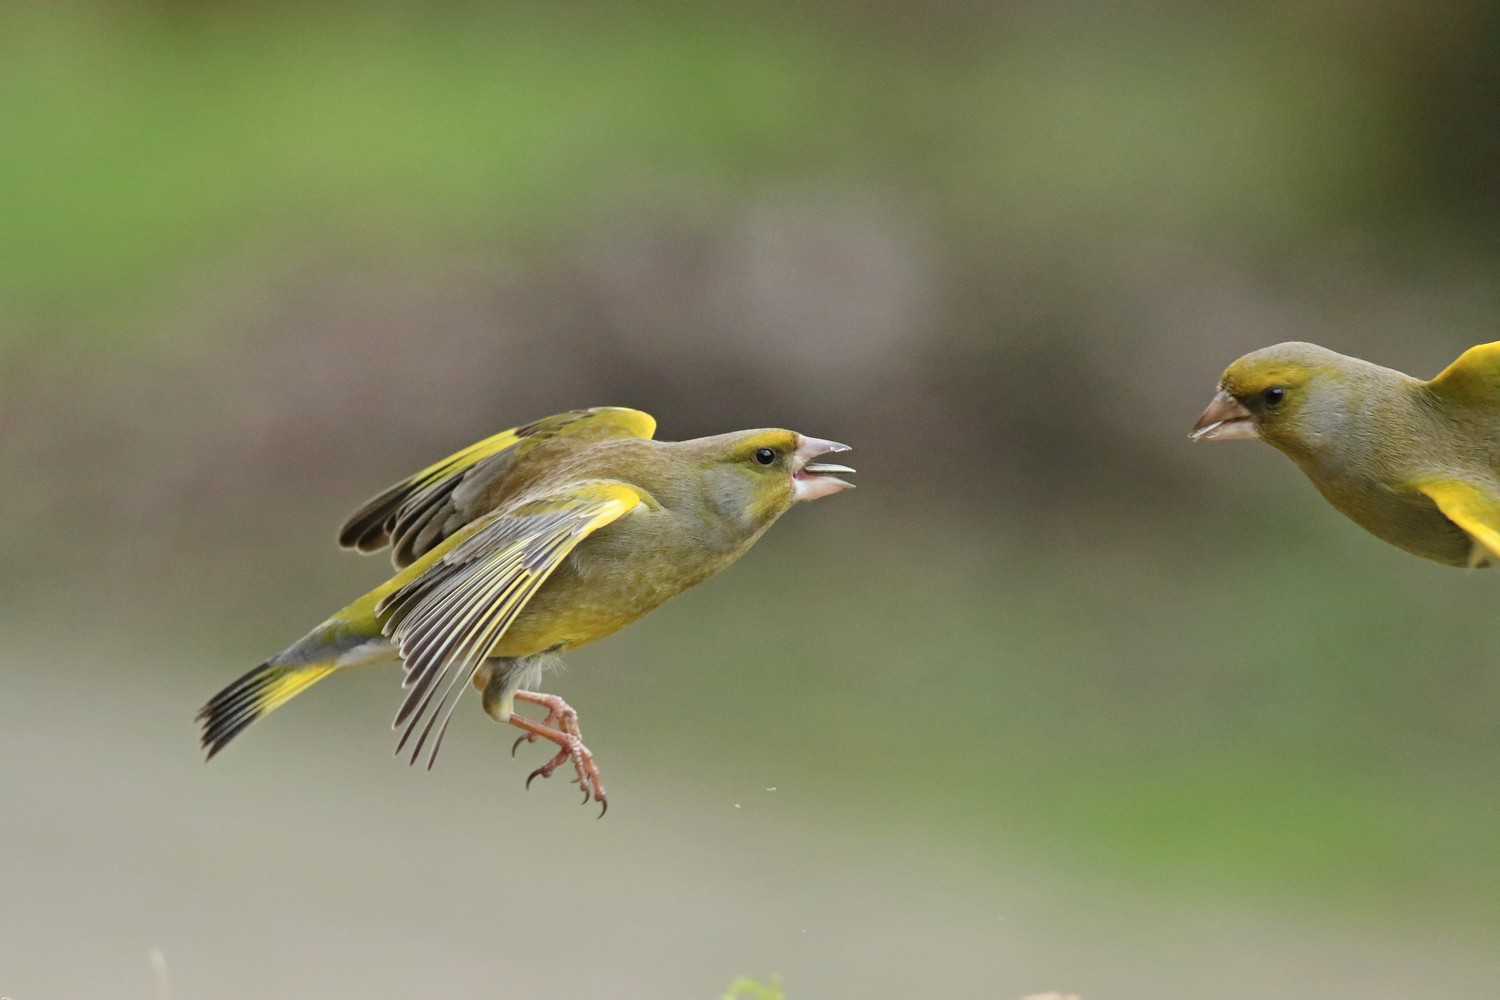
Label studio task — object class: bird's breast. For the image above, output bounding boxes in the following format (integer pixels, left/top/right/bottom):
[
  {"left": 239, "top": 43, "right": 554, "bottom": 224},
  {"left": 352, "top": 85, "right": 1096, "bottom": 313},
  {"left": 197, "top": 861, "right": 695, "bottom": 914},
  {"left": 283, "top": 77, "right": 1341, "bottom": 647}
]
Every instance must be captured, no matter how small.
[
  {"left": 1312, "top": 473, "right": 1477, "bottom": 567},
  {"left": 489, "top": 508, "right": 755, "bottom": 656}
]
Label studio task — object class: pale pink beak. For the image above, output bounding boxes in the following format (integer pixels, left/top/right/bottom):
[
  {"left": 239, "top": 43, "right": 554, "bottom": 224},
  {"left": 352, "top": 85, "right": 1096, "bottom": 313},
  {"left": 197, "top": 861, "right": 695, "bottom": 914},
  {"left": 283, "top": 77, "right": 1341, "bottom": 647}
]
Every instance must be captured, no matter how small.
[
  {"left": 791, "top": 435, "right": 854, "bottom": 501},
  {"left": 1190, "top": 389, "right": 1259, "bottom": 442}
]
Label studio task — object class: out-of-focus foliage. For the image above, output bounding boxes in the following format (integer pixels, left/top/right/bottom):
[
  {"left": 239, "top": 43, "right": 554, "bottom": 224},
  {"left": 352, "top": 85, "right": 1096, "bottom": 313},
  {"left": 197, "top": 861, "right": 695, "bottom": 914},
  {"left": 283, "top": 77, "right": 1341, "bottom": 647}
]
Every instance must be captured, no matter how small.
[
  {"left": 0, "top": 3, "right": 1431, "bottom": 338},
  {"left": 3, "top": 2, "right": 1500, "bottom": 998},
  {"left": 722, "top": 977, "right": 785, "bottom": 1000}
]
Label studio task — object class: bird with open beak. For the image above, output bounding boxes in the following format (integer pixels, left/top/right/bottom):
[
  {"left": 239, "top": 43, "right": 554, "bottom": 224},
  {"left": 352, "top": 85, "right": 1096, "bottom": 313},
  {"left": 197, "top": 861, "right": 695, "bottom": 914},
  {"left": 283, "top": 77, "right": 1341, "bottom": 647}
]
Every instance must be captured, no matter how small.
[
  {"left": 197, "top": 407, "right": 854, "bottom": 813},
  {"left": 1191, "top": 340, "right": 1500, "bottom": 568}
]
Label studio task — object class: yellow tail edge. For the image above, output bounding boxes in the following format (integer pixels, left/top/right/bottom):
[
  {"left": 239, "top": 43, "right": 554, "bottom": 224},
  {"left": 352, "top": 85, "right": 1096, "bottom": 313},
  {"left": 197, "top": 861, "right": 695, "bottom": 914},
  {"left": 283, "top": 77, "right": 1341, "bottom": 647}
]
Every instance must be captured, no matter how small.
[{"left": 197, "top": 661, "right": 338, "bottom": 760}]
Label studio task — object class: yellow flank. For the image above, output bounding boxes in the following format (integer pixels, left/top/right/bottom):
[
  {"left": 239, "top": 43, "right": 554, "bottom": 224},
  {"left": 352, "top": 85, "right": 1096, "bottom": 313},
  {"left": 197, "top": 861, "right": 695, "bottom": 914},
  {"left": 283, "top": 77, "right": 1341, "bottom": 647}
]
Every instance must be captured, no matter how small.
[{"left": 490, "top": 600, "right": 634, "bottom": 657}]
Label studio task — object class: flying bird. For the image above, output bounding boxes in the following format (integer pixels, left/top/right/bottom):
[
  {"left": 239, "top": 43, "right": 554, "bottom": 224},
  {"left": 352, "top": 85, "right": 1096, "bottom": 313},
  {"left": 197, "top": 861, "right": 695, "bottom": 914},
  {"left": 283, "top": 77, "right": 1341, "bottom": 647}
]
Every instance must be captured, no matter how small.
[
  {"left": 198, "top": 407, "right": 854, "bottom": 812},
  {"left": 1191, "top": 340, "right": 1500, "bottom": 567}
]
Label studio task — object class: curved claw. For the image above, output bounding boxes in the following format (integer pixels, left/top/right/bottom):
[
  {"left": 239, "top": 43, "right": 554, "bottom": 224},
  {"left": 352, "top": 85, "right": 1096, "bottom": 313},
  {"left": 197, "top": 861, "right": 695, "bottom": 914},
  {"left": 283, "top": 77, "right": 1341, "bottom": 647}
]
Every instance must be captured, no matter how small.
[{"left": 504, "top": 691, "right": 608, "bottom": 814}]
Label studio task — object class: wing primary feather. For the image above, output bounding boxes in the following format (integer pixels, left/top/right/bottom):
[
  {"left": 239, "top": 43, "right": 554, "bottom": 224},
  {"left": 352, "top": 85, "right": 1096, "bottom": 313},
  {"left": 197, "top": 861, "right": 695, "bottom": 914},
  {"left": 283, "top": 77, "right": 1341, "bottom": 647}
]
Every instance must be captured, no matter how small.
[
  {"left": 339, "top": 408, "right": 654, "bottom": 565},
  {"left": 377, "top": 483, "right": 641, "bottom": 765},
  {"left": 395, "top": 652, "right": 466, "bottom": 752},
  {"left": 392, "top": 556, "right": 526, "bottom": 726},
  {"left": 401, "top": 555, "right": 524, "bottom": 683},
  {"left": 395, "top": 683, "right": 442, "bottom": 755},
  {"left": 398, "top": 558, "right": 506, "bottom": 666},
  {"left": 387, "top": 540, "right": 517, "bottom": 669},
  {"left": 411, "top": 577, "right": 526, "bottom": 708},
  {"left": 408, "top": 659, "right": 477, "bottom": 769},
  {"left": 423, "top": 658, "right": 483, "bottom": 770},
  {"left": 401, "top": 573, "right": 535, "bottom": 764},
  {"left": 390, "top": 483, "right": 452, "bottom": 539}
]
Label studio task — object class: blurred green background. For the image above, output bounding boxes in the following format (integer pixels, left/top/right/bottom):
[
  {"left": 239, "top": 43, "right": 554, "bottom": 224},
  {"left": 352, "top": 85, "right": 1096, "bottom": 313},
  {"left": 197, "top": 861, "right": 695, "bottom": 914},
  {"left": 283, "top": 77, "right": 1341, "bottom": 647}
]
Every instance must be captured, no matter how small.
[{"left": 5, "top": 2, "right": 1500, "bottom": 997}]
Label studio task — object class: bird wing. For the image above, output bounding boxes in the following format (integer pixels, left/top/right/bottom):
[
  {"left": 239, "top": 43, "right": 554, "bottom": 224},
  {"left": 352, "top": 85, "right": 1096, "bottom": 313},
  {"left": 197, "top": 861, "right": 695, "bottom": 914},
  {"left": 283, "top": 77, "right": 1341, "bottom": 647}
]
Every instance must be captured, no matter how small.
[
  {"left": 372, "top": 480, "right": 645, "bottom": 768},
  {"left": 1424, "top": 342, "right": 1500, "bottom": 405},
  {"left": 1416, "top": 479, "right": 1500, "bottom": 565},
  {"left": 338, "top": 407, "right": 656, "bottom": 567}
]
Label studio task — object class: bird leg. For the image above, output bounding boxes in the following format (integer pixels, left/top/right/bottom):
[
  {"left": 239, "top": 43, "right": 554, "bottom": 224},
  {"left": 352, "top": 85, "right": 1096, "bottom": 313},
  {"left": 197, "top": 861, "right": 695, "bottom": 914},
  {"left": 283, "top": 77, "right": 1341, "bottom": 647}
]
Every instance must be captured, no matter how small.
[
  {"left": 508, "top": 691, "right": 607, "bottom": 815},
  {"left": 508, "top": 690, "right": 577, "bottom": 753}
]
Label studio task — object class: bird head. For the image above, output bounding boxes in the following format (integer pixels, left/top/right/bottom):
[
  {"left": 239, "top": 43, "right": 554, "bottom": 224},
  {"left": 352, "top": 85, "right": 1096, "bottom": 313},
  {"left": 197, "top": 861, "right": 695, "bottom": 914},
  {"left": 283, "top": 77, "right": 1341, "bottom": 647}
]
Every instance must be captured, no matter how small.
[
  {"left": 1190, "top": 342, "right": 1360, "bottom": 456},
  {"left": 696, "top": 429, "right": 854, "bottom": 529}
]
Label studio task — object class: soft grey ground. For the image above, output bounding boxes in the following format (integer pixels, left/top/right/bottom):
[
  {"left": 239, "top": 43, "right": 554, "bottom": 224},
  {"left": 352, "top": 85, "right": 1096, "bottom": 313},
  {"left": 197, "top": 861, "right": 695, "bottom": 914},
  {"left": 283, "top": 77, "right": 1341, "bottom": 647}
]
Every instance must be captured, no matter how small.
[{"left": 3, "top": 633, "right": 1497, "bottom": 1000}]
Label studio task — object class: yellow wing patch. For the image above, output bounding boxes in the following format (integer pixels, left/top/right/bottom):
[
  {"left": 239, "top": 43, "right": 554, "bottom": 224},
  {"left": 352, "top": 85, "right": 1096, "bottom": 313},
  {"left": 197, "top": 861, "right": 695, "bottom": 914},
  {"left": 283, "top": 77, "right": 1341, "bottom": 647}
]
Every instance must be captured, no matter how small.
[
  {"left": 1424, "top": 342, "right": 1500, "bottom": 404},
  {"left": 1416, "top": 478, "right": 1500, "bottom": 566},
  {"left": 373, "top": 480, "right": 644, "bottom": 767},
  {"left": 338, "top": 407, "right": 655, "bottom": 566}
]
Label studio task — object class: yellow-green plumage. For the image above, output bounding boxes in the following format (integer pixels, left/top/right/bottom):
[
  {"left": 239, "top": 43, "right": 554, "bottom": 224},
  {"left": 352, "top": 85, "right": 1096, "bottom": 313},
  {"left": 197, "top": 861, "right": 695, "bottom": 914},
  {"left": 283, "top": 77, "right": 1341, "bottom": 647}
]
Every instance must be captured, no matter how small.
[
  {"left": 1192, "top": 340, "right": 1500, "bottom": 567},
  {"left": 197, "top": 407, "right": 853, "bottom": 805}
]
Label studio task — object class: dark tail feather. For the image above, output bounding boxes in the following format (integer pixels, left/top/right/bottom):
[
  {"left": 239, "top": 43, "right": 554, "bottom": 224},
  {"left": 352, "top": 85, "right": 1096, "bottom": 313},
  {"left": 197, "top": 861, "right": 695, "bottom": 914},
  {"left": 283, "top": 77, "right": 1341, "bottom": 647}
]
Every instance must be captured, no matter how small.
[{"left": 197, "top": 660, "right": 336, "bottom": 759}]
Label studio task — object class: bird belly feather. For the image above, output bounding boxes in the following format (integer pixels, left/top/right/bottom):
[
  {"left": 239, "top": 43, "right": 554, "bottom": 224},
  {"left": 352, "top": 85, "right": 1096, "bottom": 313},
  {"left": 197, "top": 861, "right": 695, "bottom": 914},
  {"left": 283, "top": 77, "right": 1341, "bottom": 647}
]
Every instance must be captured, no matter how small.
[{"left": 1313, "top": 476, "right": 1477, "bottom": 567}]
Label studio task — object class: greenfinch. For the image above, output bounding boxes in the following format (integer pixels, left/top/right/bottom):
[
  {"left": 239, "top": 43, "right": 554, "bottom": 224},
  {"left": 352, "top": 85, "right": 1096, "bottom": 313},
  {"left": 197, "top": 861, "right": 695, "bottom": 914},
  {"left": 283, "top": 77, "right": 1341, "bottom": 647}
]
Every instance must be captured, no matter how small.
[
  {"left": 1191, "top": 340, "right": 1500, "bottom": 568},
  {"left": 198, "top": 407, "right": 854, "bottom": 811}
]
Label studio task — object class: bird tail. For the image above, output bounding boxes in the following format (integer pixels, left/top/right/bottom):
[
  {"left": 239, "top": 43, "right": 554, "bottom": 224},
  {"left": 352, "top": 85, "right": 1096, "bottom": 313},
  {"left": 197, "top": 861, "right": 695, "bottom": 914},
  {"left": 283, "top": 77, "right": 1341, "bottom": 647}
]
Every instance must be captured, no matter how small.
[{"left": 196, "top": 658, "right": 339, "bottom": 760}]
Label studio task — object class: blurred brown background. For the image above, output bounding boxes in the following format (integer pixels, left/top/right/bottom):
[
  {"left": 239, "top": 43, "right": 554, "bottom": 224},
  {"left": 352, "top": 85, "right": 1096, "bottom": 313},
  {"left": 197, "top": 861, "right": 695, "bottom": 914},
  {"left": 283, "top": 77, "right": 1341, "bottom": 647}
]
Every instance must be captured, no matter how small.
[{"left": 4, "top": 2, "right": 1500, "bottom": 997}]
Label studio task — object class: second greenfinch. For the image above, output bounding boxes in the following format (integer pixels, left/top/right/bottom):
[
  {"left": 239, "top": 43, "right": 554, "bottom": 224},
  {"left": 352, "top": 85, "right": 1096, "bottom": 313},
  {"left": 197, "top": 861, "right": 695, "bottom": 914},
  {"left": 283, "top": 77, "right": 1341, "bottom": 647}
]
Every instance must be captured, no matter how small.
[
  {"left": 198, "top": 407, "right": 854, "bottom": 811},
  {"left": 1191, "top": 340, "right": 1500, "bottom": 567}
]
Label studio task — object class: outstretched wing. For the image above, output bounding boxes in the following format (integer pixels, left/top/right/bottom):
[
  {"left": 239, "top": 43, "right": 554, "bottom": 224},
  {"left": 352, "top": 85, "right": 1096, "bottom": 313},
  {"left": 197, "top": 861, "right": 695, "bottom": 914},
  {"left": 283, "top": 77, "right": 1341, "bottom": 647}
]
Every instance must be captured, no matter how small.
[
  {"left": 1416, "top": 478, "right": 1500, "bottom": 567},
  {"left": 1425, "top": 342, "right": 1500, "bottom": 406},
  {"left": 373, "top": 480, "right": 644, "bottom": 768},
  {"left": 338, "top": 407, "right": 656, "bottom": 568}
]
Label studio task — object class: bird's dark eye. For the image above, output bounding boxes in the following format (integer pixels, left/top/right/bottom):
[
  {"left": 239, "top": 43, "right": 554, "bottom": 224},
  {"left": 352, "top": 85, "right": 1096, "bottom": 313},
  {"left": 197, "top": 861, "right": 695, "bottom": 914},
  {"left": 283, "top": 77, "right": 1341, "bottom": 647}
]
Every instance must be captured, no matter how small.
[
  {"left": 753, "top": 447, "right": 776, "bottom": 466},
  {"left": 1262, "top": 386, "right": 1285, "bottom": 407}
]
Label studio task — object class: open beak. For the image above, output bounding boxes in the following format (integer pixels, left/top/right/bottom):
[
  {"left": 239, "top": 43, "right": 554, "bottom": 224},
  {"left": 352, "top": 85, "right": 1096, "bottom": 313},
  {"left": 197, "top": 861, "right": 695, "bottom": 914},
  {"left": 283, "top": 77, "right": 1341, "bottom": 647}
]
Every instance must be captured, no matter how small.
[
  {"left": 792, "top": 435, "right": 855, "bottom": 501},
  {"left": 1190, "top": 389, "right": 1259, "bottom": 442}
]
